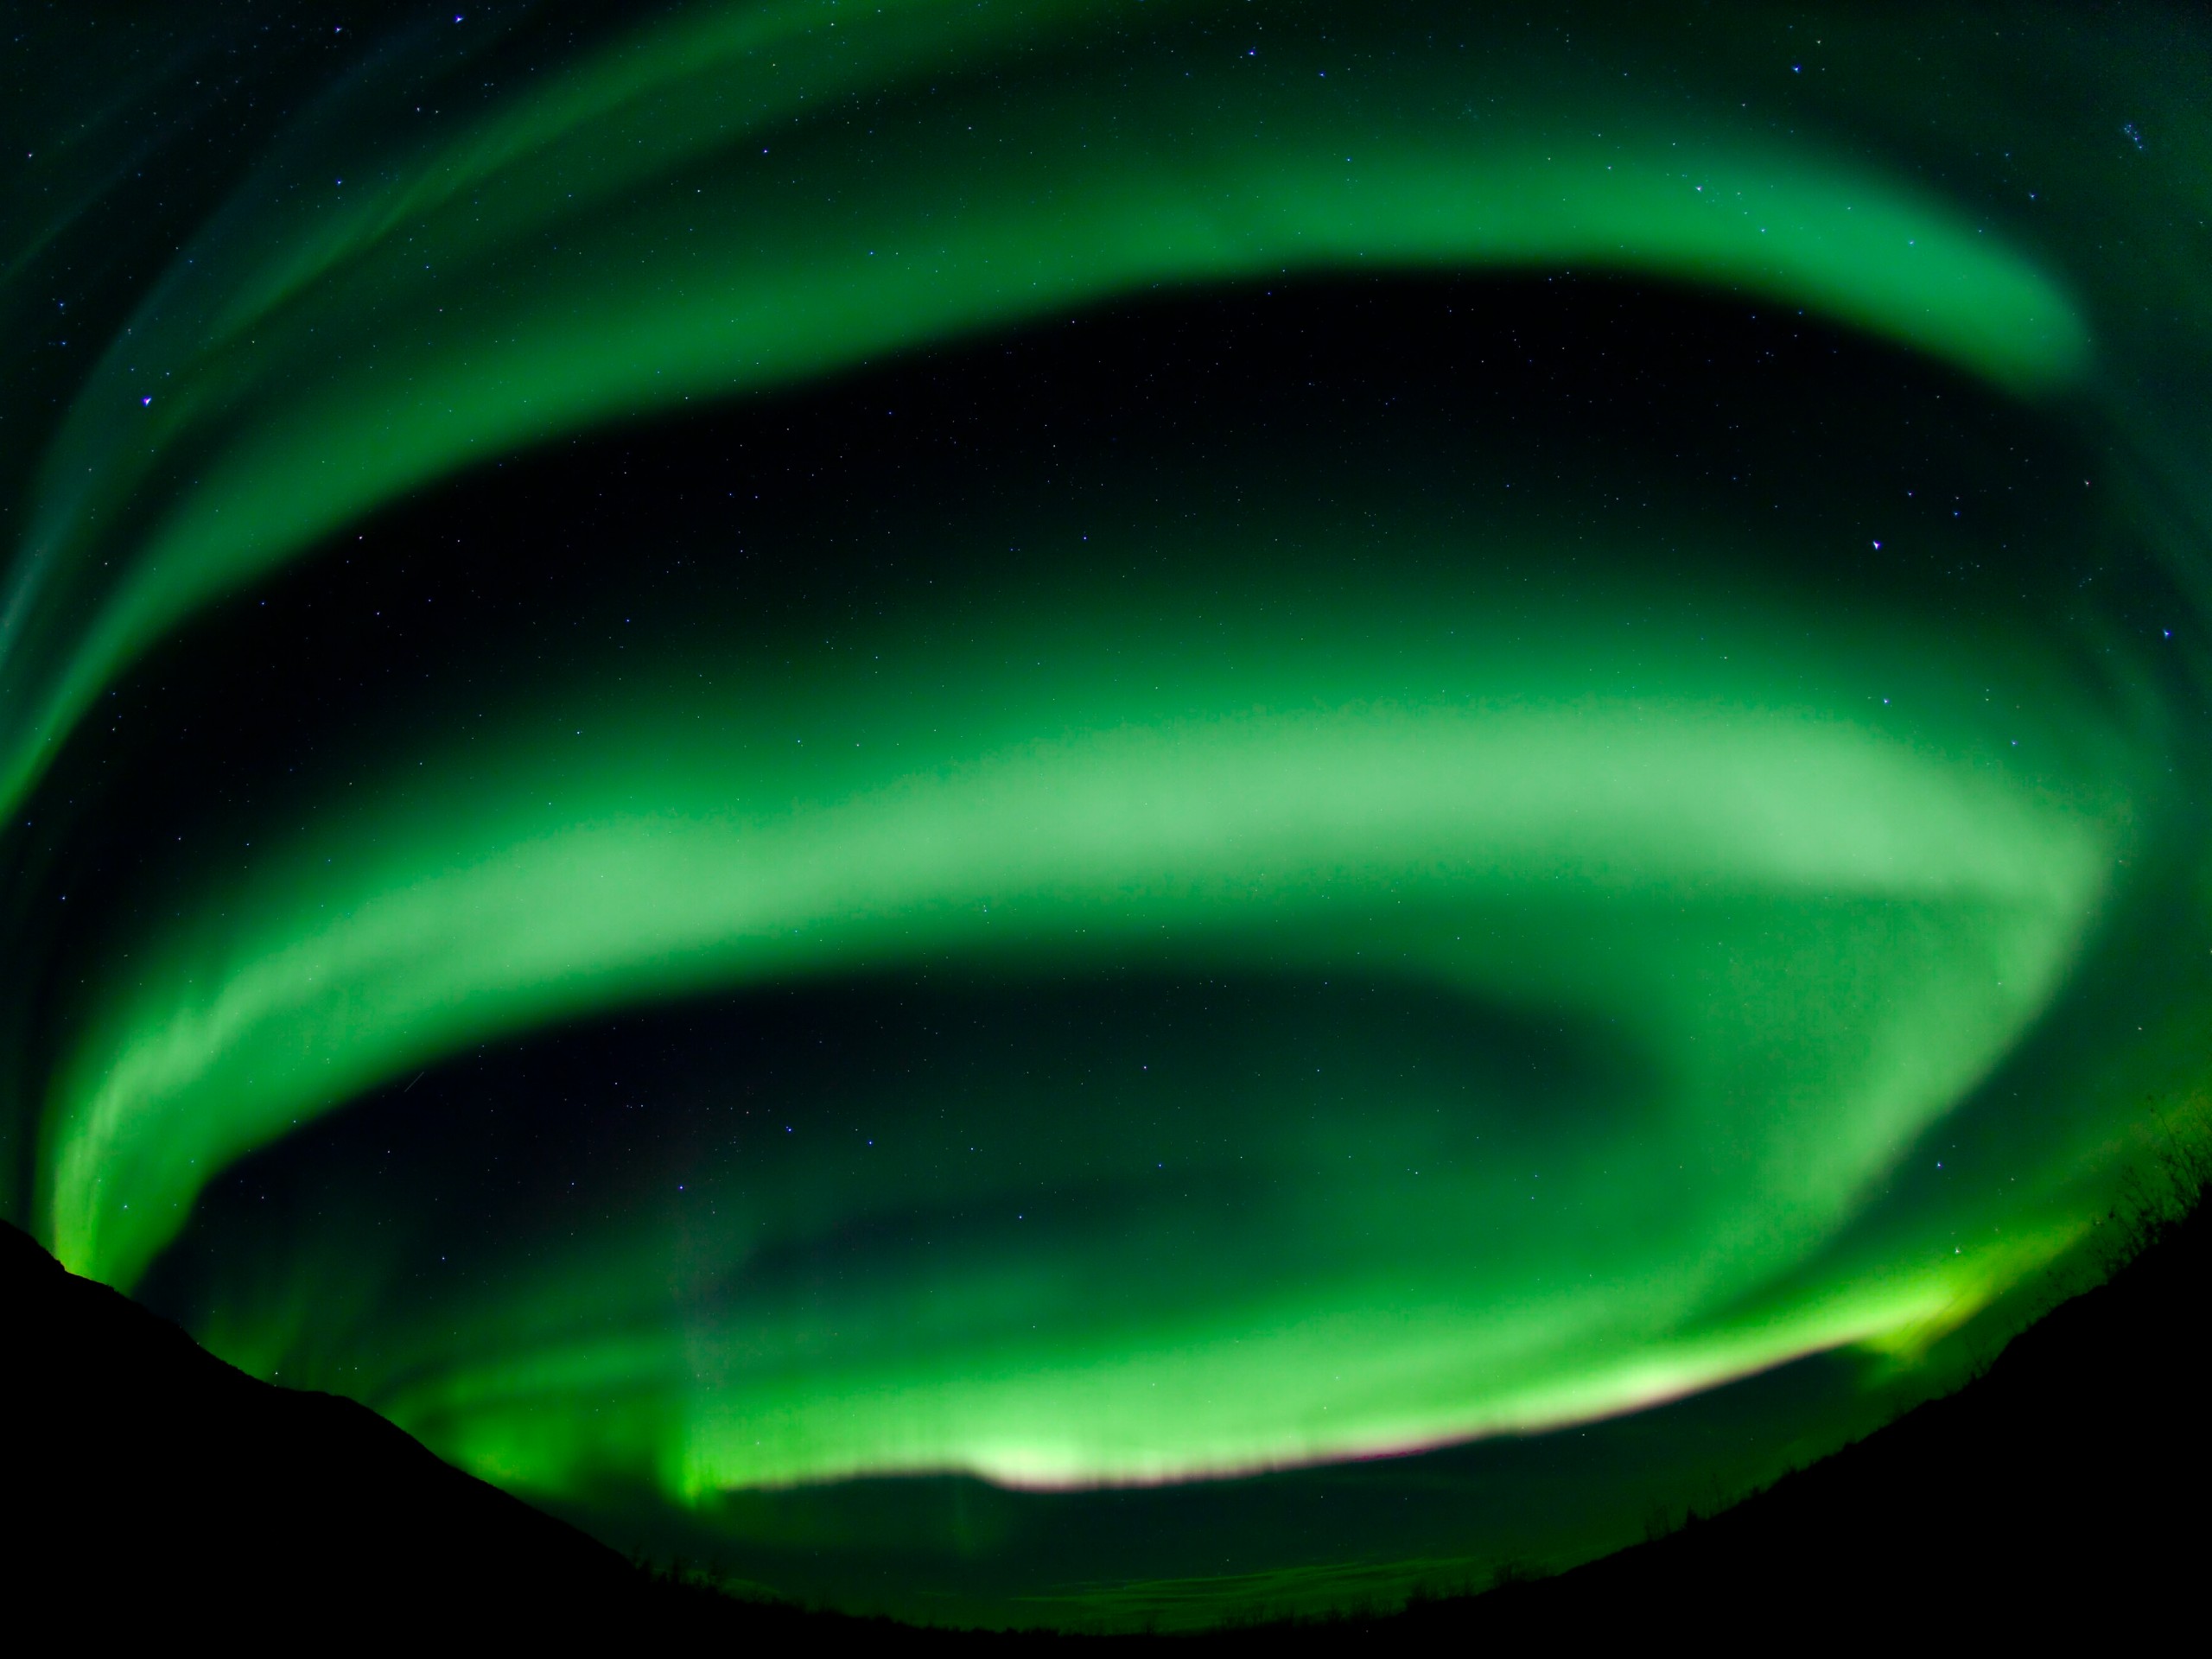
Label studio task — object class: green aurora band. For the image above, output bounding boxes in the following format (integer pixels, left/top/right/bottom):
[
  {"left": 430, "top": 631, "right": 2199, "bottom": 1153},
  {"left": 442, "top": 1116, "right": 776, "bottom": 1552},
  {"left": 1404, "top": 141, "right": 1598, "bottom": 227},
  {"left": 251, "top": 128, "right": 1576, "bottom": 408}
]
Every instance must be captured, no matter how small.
[{"left": 7, "top": 0, "right": 2212, "bottom": 1624}]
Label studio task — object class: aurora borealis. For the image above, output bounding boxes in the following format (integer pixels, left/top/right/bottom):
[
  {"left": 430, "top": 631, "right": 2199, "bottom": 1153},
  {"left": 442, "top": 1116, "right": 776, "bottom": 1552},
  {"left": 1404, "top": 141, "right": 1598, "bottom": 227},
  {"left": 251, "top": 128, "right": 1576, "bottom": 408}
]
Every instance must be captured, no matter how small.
[{"left": 8, "top": 0, "right": 2212, "bottom": 1626}]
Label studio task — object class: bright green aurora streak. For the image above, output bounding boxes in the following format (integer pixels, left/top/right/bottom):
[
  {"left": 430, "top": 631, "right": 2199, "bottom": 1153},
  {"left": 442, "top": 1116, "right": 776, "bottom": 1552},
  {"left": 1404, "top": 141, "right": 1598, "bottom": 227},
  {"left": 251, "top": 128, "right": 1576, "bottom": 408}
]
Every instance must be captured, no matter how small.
[{"left": 6, "top": 0, "right": 2211, "bottom": 1627}]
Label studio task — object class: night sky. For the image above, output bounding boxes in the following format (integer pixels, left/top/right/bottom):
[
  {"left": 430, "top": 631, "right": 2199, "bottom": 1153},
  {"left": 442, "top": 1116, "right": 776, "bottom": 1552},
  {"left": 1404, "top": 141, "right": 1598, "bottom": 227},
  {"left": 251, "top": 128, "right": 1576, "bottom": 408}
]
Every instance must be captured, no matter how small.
[{"left": 6, "top": 1, "right": 2210, "bottom": 1628}]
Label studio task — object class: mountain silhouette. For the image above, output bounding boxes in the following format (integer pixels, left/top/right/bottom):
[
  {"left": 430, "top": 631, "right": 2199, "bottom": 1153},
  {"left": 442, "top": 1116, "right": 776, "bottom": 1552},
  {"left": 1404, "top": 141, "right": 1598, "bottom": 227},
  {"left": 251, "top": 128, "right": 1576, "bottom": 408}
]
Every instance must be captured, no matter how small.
[
  {"left": 1237, "top": 1192, "right": 2212, "bottom": 1644},
  {"left": 8, "top": 1198, "right": 2204, "bottom": 1640},
  {"left": 5, "top": 1217, "right": 660, "bottom": 1633}
]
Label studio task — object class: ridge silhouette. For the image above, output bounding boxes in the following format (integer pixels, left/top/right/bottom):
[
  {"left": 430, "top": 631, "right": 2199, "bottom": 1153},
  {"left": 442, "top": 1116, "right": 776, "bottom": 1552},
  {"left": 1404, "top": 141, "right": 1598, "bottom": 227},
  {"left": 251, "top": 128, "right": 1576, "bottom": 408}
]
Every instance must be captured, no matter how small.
[
  {"left": 1282, "top": 1192, "right": 2210, "bottom": 1642},
  {"left": 6, "top": 1198, "right": 2203, "bottom": 1639}
]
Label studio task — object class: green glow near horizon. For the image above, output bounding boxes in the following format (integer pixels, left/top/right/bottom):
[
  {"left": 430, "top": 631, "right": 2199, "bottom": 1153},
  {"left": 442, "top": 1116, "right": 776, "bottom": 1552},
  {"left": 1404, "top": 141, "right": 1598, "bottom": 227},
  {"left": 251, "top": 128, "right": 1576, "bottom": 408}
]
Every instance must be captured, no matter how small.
[
  {"left": 34, "top": 574, "right": 2139, "bottom": 1481},
  {"left": 7, "top": 0, "right": 2212, "bottom": 1621}
]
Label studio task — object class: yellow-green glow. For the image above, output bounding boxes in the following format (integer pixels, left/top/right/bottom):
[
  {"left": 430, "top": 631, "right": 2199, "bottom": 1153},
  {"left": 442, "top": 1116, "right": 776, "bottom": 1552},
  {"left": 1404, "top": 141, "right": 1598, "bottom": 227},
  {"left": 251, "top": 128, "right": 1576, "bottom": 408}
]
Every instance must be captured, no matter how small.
[
  {"left": 8, "top": 0, "right": 2212, "bottom": 1630},
  {"left": 34, "top": 574, "right": 2136, "bottom": 1479}
]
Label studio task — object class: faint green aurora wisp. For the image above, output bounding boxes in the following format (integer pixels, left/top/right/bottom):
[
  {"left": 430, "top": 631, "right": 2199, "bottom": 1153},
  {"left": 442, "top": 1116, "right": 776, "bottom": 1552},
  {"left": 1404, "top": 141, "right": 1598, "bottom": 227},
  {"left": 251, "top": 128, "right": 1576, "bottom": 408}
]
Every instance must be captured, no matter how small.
[{"left": 5, "top": 0, "right": 2210, "bottom": 1625}]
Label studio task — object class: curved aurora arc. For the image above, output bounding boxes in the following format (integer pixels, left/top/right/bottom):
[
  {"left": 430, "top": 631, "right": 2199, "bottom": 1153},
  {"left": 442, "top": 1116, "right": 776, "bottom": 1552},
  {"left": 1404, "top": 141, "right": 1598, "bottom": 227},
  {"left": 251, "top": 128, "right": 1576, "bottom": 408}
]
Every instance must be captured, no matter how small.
[{"left": 7, "top": 0, "right": 2212, "bottom": 1624}]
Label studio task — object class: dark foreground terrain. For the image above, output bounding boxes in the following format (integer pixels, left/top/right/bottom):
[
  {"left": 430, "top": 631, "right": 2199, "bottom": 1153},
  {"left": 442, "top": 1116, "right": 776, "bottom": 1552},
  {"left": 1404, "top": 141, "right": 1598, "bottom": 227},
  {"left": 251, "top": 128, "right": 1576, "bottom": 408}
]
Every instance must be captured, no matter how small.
[
  {"left": 1314, "top": 1190, "right": 2211, "bottom": 1643},
  {"left": 6, "top": 1198, "right": 2205, "bottom": 1642}
]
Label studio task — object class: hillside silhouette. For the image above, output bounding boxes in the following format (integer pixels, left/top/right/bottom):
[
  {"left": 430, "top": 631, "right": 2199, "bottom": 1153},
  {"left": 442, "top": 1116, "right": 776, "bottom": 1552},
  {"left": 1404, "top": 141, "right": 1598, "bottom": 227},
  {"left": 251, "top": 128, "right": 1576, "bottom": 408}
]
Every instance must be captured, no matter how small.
[
  {"left": 4, "top": 1219, "right": 895, "bottom": 1640},
  {"left": 1236, "top": 1188, "right": 2212, "bottom": 1643},
  {"left": 7, "top": 1196, "right": 2205, "bottom": 1640}
]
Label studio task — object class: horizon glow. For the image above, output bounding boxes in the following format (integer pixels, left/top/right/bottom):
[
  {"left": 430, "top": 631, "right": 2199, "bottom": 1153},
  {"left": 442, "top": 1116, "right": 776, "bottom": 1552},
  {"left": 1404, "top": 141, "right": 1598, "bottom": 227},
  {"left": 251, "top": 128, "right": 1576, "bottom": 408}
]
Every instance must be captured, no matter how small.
[{"left": 6, "top": 0, "right": 2210, "bottom": 1626}]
